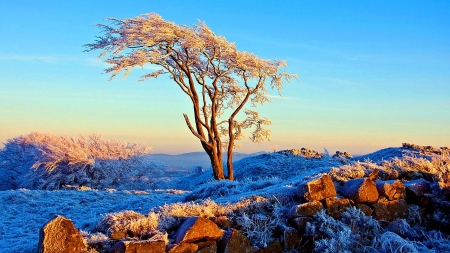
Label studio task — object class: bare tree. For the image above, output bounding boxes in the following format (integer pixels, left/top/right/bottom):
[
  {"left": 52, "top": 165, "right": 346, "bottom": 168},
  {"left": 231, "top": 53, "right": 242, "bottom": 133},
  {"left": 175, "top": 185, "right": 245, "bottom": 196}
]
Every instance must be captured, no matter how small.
[{"left": 85, "top": 13, "right": 296, "bottom": 180}]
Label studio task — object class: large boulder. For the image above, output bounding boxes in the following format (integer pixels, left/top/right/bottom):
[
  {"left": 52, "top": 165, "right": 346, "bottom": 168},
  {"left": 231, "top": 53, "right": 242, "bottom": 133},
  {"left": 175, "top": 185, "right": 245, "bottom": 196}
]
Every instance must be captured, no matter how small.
[
  {"left": 112, "top": 240, "right": 165, "bottom": 253},
  {"left": 297, "top": 175, "right": 336, "bottom": 201},
  {"left": 218, "top": 228, "right": 257, "bottom": 253},
  {"left": 37, "top": 215, "right": 85, "bottom": 253},
  {"left": 376, "top": 180, "right": 406, "bottom": 201},
  {"left": 341, "top": 170, "right": 379, "bottom": 203},
  {"left": 373, "top": 199, "right": 408, "bottom": 221},
  {"left": 175, "top": 216, "right": 224, "bottom": 244},
  {"left": 288, "top": 200, "right": 324, "bottom": 218}
]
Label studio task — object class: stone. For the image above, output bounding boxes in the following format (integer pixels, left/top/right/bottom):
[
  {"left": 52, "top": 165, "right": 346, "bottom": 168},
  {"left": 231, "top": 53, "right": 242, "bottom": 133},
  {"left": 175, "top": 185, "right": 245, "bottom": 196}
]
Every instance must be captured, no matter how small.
[
  {"left": 110, "top": 231, "right": 127, "bottom": 240},
  {"left": 256, "top": 241, "right": 283, "bottom": 253},
  {"left": 167, "top": 243, "right": 198, "bottom": 253},
  {"left": 355, "top": 204, "right": 373, "bottom": 216},
  {"left": 404, "top": 179, "right": 432, "bottom": 206},
  {"left": 37, "top": 215, "right": 85, "bottom": 253},
  {"left": 289, "top": 217, "right": 312, "bottom": 234},
  {"left": 213, "top": 216, "right": 233, "bottom": 229},
  {"left": 404, "top": 179, "right": 431, "bottom": 195},
  {"left": 279, "top": 225, "right": 302, "bottom": 251},
  {"left": 324, "top": 197, "right": 352, "bottom": 219},
  {"left": 175, "top": 216, "right": 224, "bottom": 243},
  {"left": 342, "top": 171, "right": 379, "bottom": 203},
  {"left": 218, "top": 228, "right": 257, "bottom": 253},
  {"left": 373, "top": 199, "right": 408, "bottom": 221},
  {"left": 296, "top": 174, "right": 337, "bottom": 201},
  {"left": 112, "top": 240, "right": 165, "bottom": 253},
  {"left": 196, "top": 241, "right": 217, "bottom": 253},
  {"left": 288, "top": 200, "right": 324, "bottom": 218},
  {"left": 376, "top": 180, "right": 406, "bottom": 200}
]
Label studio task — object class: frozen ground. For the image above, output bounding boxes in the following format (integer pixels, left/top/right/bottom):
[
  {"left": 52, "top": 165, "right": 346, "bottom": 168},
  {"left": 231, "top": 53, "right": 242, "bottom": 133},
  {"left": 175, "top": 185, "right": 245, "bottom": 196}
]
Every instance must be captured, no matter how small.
[{"left": 0, "top": 146, "right": 447, "bottom": 252}]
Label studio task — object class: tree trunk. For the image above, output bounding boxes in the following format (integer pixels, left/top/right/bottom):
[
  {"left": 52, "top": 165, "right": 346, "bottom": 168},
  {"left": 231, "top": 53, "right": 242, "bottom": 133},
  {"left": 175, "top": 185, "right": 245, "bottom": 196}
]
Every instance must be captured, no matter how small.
[
  {"left": 205, "top": 148, "right": 225, "bottom": 180},
  {"left": 226, "top": 147, "right": 234, "bottom": 181}
]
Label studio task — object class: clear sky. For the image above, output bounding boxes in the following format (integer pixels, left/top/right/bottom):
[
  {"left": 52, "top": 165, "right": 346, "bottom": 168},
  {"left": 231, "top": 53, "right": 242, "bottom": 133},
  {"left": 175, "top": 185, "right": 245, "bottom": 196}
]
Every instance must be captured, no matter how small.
[{"left": 1, "top": 1, "right": 449, "bottom": 155}]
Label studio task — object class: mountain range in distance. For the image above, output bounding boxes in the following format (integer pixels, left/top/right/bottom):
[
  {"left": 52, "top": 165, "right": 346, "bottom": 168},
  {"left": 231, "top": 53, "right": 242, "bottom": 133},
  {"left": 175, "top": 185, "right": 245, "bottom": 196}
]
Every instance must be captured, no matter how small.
[{"left": 145, "top": 151, "right": 266, "bottom": 171}]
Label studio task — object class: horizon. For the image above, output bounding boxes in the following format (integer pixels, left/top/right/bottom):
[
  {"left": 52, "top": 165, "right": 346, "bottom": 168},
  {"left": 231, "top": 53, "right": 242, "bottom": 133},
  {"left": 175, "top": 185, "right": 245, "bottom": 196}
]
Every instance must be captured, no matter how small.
[{"left": 1, "top": 1, "right": 449, "bottom": 155}]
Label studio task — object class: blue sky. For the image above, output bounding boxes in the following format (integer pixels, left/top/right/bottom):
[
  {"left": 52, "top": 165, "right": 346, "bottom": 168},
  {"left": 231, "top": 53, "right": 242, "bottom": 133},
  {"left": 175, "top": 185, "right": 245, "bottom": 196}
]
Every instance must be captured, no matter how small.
[{"left": 1, "top": 1, "right": 449, "bottom": 154}]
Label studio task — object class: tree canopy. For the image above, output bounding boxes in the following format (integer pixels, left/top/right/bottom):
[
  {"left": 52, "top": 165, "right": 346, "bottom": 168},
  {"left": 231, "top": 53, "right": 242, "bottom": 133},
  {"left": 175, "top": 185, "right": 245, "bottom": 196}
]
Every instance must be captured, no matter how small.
[{"left": 85, "top": 13, "right": 296, "bottom": 180}]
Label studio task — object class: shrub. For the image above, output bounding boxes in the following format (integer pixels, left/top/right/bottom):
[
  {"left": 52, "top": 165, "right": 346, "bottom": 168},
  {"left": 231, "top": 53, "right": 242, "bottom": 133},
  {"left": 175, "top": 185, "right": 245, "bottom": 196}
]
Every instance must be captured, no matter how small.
[
  {"left": 96, "top": 210, "right": 159, "bottom": 236},
  {"left": 0, "top": 132, "right": 157, "bottom": 190},
  {"left": 305, "top": 209, "right": 355, "bottom": 253}
]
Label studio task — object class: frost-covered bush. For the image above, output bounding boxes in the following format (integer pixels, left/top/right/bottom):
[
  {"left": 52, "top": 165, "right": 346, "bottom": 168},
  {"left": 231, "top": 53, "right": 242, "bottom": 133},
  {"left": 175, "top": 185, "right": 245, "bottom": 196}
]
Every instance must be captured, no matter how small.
[
  {"left": 235, "top": 213, "right": 278, "bottom": 248},
  {"left": 368, "top": 232, "right": 430, "bottom": 253},
  {"left": 0, "top": 132, "right": 161, "bottom": 190},
  {"left": 305, "top": 209, "right": 356, "bottom": 253},
  {"left": 341, "top": 207, "right": 381, "bottom": 246},
  {"left": 96, "top": 210, "right": 159, "bottom": 236}
]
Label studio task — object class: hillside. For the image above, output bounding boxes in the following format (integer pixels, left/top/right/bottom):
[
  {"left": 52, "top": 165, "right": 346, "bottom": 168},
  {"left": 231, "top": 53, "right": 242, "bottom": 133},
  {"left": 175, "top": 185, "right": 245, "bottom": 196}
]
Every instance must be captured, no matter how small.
[{"left": 0, "top": 140, "right": 449, "bottom": 252}]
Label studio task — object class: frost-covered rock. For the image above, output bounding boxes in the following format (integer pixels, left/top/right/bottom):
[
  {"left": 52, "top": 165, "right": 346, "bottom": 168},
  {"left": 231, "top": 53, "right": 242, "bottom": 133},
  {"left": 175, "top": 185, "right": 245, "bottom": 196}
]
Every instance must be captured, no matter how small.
[
  {"left": 324, "top": 197, "right": 351, "bottom": 219},
  {"left": 112, "top": 240, "right": 165, "bottom": 253},
  {"left": 175, "top": 216, "right": 224, "bottom": 244},
  {"left": 341, "top": 170, "right": 379, "bottom": 203},
  {"left": 296, "top": 174, "right": 336, "bottom": 201},
  {"left": 279, "top": 225, "right": 302, "bottom": 251},
  {"left": 288, "top": 200, "right": 324, "bottom": 218},
  {"left": 37, "top": 215, "right": 85, "bottom": 253},
  {"left": 218, "top": 228, "right": 257, "bottom": 253},
  {"left": 167, "top": 242, "right": 198, "bottom": 253},
  {"left": 375, "top": 180, "right": 406, "bottom": 200},
  {"left": 373, "top": 199, "right": 408, "bottom": 221}
]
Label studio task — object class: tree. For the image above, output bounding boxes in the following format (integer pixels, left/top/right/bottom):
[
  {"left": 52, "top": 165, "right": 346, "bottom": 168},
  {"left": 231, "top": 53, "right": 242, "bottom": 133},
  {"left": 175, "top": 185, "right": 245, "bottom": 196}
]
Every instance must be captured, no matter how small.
[{"left": 85, "top": 13, "right": 296, "bottom": 180}]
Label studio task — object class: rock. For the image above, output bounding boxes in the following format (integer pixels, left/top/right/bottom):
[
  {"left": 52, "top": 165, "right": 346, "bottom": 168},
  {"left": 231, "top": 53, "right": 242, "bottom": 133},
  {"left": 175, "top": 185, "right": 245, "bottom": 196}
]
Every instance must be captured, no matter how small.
[
  {"left": 376, "top": 180, "right": 406, "bottom": 200},
  {"left": 110, "top": 231, "right": 127, "bottom": 240},
  {"left": 37, "top": 215, "right": 85, "bottom": 253},
  {"left": 373, "top": 199, "right": 408, "bottom": 221},
  {"left": 256, "top": 241, "right": 282, "bottom": 253},
  {"left": 288, "top": 201, "right": 324, "bottom": 218},
  {"left": 196, "top": 241, "right": 217, "bottom": 253},
  {"left": 175, "top": 216, "right": 224, "bottom": 243},
  {"left": 279, "top": 225, "right": 302, "bottom": 251},
  {"left": 167, "top": 243, "right": 198, "bottom": 253},
  {"left": 297, "top": 175, "right": 337, "bottom": 201},
  {"left": 404, "top": 179, "right": 431, "bottom": 196},
  {"left": 218, "top": 228, "right": 257, "bottom": 253},
  {"left": 324, "top": 197, "right": 352, "bottom": 219},
  {"left": 342, "top": 170, "right": 379, "bottom": 203},
  {"left": 355, "top": 204, "right": 373, "bottom": 216},
  {"left": 213, "top": 216, "right": 233, "bottom": 229},
  {"left": 112, "top": 240, "right": 166, "bottom": 253},
  {"left": 289, "top": 217, "right": 312, "bottom": 234},
  {"left": 404, "top": 179, "right": 432, "bottom": 206}
]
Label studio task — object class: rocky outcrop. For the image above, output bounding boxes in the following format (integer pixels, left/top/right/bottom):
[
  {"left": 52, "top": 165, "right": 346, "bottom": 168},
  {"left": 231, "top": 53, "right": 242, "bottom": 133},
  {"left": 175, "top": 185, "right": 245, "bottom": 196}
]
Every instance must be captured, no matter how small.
[
  {"left": 38, "top": 215, "right": 85, "bottom": 253},
  {"left": 297, "top": 174, "right": 336, "bottom": 201}
]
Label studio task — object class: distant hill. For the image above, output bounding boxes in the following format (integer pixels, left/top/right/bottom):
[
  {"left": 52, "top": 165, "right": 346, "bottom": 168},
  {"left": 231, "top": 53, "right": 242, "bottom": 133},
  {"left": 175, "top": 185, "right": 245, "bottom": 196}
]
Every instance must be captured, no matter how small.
[{"left": 145, "top": 151, "right": 266, "bottom": 170}]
